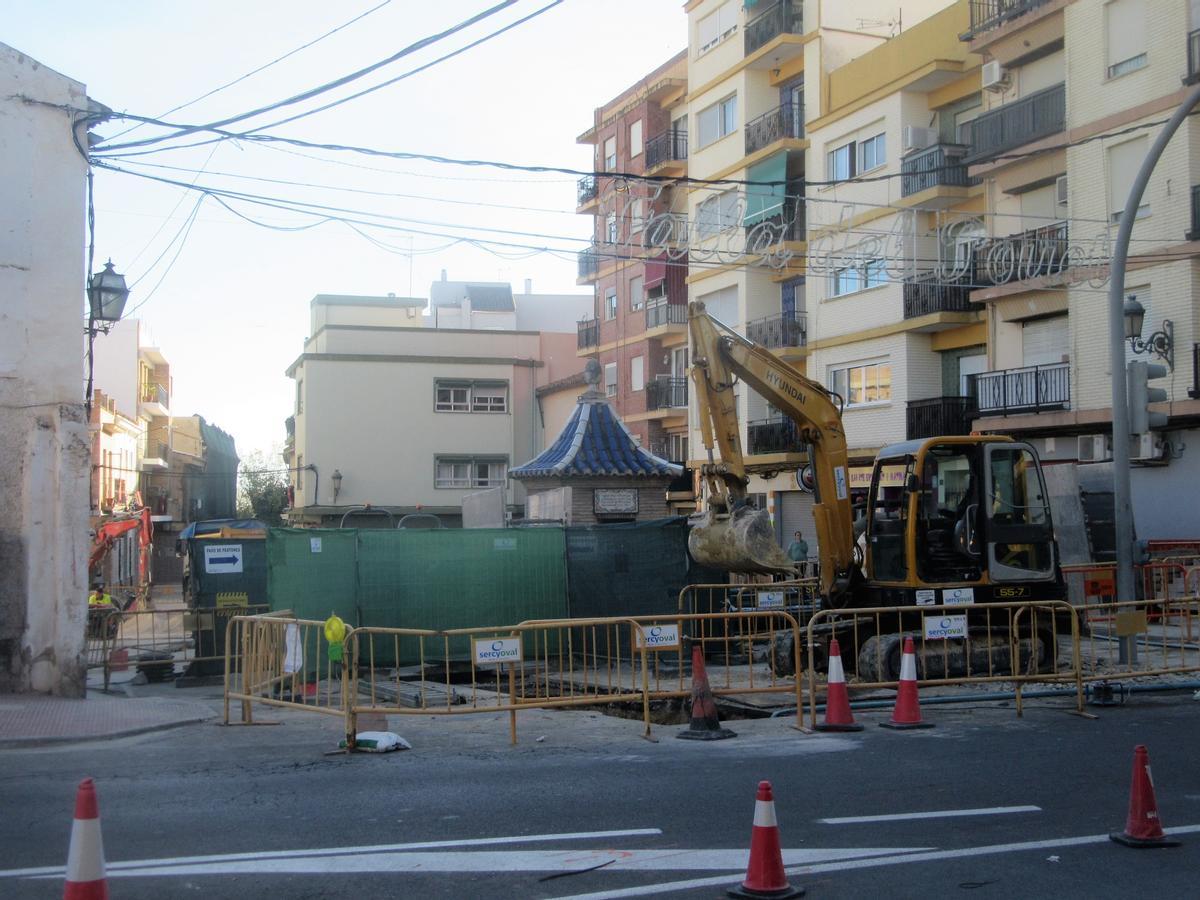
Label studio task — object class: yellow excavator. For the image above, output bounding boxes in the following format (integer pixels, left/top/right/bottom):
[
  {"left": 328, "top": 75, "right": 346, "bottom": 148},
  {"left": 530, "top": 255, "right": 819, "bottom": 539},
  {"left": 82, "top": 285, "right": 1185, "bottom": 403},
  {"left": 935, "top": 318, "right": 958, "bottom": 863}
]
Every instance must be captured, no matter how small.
[{"left": 687, "top": 302, "right": 1067, "bottom": 678}]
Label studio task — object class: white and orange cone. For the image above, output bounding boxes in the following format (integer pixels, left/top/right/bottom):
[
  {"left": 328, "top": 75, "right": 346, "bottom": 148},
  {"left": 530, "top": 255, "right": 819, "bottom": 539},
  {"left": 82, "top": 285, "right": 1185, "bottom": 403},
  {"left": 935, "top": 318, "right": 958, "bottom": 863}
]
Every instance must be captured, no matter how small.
[
  {"left": 880, "top": 636, "right": 933, "bottom": 730},
  {"left": 815, "top": 638, "right": 862, "bottom": 733},
  {"left": 64, "top": 778, "right": 108, "bottom": 900},
  {"left": 727, "top": 780, "right": 804, "bottom": 899}
]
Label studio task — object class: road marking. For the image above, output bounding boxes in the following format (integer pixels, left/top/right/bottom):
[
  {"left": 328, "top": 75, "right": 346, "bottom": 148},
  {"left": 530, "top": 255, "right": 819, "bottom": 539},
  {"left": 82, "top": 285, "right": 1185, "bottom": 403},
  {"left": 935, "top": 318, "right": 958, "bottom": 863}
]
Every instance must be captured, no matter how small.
[
  {"left": 0, "top": 828, "right": 662, "bottom": 879},
  {"left": 818, "top": 805, "right": 1041, "bottom": 825},
  {"left": 547, "top": 824, "right": 1200, "bottom": 900}
]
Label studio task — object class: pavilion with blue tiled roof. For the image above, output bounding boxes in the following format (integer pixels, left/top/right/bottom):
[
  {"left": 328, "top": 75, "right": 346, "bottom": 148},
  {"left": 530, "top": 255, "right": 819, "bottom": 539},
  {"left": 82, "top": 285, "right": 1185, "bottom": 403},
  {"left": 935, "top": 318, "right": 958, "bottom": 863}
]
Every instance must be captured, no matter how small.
[{"left": 512, "top": 361, "right": 682, "bottom": 524}]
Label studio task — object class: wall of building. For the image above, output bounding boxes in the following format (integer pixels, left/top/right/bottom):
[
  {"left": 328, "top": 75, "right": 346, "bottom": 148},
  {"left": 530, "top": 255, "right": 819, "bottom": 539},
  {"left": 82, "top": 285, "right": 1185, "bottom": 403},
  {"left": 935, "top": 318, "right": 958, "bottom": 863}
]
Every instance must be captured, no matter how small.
[{"left": 91, "top": 318, "right": 140, "bottom": 418}]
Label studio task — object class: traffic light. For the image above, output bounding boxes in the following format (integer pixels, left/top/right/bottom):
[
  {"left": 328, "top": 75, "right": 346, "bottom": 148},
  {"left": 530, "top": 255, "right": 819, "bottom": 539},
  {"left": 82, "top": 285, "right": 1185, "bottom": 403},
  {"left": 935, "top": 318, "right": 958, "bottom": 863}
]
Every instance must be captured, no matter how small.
[{"left": 1127, "top": 359, "right": 1169, "bottom": 434}]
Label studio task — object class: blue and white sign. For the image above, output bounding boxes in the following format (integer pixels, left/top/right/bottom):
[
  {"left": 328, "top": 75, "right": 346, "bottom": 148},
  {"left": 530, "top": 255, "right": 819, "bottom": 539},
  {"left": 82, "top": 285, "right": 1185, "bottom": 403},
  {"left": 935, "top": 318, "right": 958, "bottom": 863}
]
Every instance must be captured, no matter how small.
[
  {"left": 757, "top": 591, "right": 786, "bottom": 610},
  {"left": 834, "top": 465, "right": 848, "bottom": 501},
  {"left": 924, "top": 614, "right": 968, "bottom": 640},
  {"left": 474, "top": 637, "right": 522, "bottom": 667},
  {"left": 635, "top": 624, "right": 680, "bottom": 650},
  {"left": 943, "top": 587, "right": 975, "bottom": 606},
  {"left": 204, "top": 544, "right": 243, "bottom": 574}
]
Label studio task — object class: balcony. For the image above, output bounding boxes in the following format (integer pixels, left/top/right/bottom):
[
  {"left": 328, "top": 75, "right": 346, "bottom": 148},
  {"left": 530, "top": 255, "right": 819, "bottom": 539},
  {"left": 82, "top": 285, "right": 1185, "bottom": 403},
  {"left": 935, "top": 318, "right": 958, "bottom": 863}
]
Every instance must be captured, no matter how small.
[
  {"left": 1188, "top": 29, "right": 1200, "bottom": 85},
  {"left": 745, "top": 0, "right": 803, "bottom": 57},
  {"left": 903, "top": 271, "right": 975, "bottom": 319},
  {"left": 964, "top": 83, "right": 1065, "bottom": 164},
  {"left": 748, "top": 418, "right": 801, "bottom": 456},
  {"left": 745, "top": 203, "right": 806, "bottom": 254},
  {"left": 973, "top": 220, "right": 1069, "bottom": 286},
  {"left": 645, "top": 129, "right": 687, "bottom": 170},
  {"left": 970, "top": 362, "right": 1070, "bottom": 416},
  {"left": 646, "top": 375, "right": 688, "bottom": 411},
  {"left": 1188, "top": 185, "right": 1200, "bottom": 241},
  {"left": 747, "top": 311, "right": 806, "bottom": 349},
  {"left": 577, "top": 175, "right": 598, "bottom": 207},
  {"left": 577, "top": 318, "right": 598, "bottom": 350},
  {"left": 745, "top": 102, "right": 804, "bottom": 157},
  {"left": 140, "top": 441, "right": 169, "bottom": 471},
  {"left": 1189, "top": 344, "right": 1199, "bottom": 400},
  {"left": 900, "top": 143, "right": 973, "bottom": 197},
  {"left": 906, "top": 397, "right": 979, "bottom": 440},
  {"left": 578, "top": 245, "right": 600, "bottom": 281},
  {"left": 645, "top": 301, "right": 687, "bottom": 330},
  {"left": 139, "top": 382, "right": 169, "bottom": 416},
  {"left": 962, "top": 0, "right": 1053, "bottom": 41}
]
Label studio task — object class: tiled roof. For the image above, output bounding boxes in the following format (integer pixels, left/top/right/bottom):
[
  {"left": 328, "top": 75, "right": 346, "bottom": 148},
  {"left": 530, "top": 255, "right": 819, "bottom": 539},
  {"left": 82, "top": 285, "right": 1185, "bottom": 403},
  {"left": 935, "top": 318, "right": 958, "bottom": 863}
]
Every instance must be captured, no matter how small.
[{"left": 512, "top": 395, "right": 682, "bottom": 479}]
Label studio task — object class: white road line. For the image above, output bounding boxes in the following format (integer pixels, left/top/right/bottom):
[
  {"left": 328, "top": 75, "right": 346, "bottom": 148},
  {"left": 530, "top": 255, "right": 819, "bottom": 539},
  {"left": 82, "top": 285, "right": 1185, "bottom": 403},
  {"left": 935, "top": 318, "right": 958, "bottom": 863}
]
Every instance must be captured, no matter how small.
[
  {"left": 0, "top": 828, "right": 663, "bottom": 879},
  {"left": 547, "top": 824, "right": 1200, "bottom": 900},
  {"left": 818, "top": 805, "right": 1041, "bottom": 825}
]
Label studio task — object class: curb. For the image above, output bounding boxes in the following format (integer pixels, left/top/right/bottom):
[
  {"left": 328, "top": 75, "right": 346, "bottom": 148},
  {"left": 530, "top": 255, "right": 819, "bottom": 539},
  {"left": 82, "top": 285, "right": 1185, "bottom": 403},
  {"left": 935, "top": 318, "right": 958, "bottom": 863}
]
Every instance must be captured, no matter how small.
[{"left": 0, "top": 712, "right": 215, "bottom": 749}]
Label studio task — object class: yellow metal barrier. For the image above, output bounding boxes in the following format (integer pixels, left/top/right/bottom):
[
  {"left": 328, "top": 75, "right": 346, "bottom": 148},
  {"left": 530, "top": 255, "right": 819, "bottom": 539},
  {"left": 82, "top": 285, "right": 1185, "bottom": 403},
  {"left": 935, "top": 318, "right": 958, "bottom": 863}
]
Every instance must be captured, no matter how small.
[{"left": 1076, "top": 595, "right": 1200, "bottom": 683}]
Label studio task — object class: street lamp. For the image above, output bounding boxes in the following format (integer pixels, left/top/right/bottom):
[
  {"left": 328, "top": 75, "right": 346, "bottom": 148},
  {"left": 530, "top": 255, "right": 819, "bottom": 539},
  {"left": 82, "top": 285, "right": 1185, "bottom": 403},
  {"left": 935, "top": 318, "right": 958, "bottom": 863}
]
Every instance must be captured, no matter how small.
[
  {"left": 1123, "top": 294, "right": 1174, "bottom": 370},
  {"left": 85, "top": 260, "right": 131, "bottom": 419},
  {"left": 332, "top": 469, "right": 343, "bottom": 503}
]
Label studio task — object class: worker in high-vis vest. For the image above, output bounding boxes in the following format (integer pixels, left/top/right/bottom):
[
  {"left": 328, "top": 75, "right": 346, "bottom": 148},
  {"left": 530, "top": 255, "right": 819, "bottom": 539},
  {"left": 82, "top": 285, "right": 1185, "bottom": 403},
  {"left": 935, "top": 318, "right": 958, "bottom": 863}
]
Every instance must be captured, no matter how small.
[{"left": 324, "top": 613, "right": 347, "bottom": 673}]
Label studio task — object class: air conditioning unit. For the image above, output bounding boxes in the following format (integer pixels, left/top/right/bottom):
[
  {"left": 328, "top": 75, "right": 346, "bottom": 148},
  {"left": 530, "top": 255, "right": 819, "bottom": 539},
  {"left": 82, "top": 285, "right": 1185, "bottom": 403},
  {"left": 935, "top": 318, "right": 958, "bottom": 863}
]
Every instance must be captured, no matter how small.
[
  {"left": 982, "top": 60, "right": 1009, "bottom": 92},
  {"left": 1055, "top": 175, "right": 1068, "bottom": 206},
  {"left": 902, "top": 126, "right": 938, "bottom": 153},
  {"left": 1077, "top": 434, "right": 1111, "bottom": 463},
  {"left": 1130, "top": 432, "right": 1167, "bottom": 463}
]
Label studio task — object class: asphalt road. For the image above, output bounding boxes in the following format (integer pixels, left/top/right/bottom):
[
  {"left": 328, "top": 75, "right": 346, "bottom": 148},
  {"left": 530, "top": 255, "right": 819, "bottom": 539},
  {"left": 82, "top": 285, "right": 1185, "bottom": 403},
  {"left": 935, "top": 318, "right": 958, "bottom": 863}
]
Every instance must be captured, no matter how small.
[{"left": 2, "top": 689, "right": 1198, "bottom": 898}]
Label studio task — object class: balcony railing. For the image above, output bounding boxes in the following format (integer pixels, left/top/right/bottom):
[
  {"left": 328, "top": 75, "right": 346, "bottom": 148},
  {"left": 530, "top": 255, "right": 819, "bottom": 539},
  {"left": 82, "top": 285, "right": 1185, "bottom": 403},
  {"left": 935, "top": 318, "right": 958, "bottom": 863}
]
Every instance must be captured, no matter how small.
[
  {"left": 578, "top": 175, "right": 597, "bottom": 206},
  {"left": 1189, "top": 344, "right": 1200, "bottom": 400},
  {"left": 748, "top": 418, "right": 801, "bottom": 455},
  {"left": 578, "top": 246, "right": 600, "bottom": 279},
  {"left": 645, "top": 302, "right": 687, "bottom": 329},
  {"left": 646, "top": 375, "right": 688, "bottom": 411},
  {"left": 965, "top": 83, "right": 1065, "bottom": 163},
  {"left": 745, "top": 102, "right": 804, "bottom": 156},
  {"left": 969, "top": 362, "right": 1070, "bottom": 415},
  {"left": 577, "top": 318, "right": 598, "bottom": 350},
  {"left": 745, "top": 0, "right": 804, "bottom": 56},
  {"left": 973, "top": 220, "right": 1069, "bottom": 286},
  {"left": 140, "top": 382, "right": 168, "bottom": 407},
  {"left": 963, "top": 0, "right": 1053, "bottom": 40},
  {"left": 1188, "top": 29, "right": 1200, "bottom": 85},
  {"left": 1189, "top": 185, "right": 1200, "bottom": 241},
  {"left": 903, "top": 271, "right": 975, "bottom": 318},
  {"left": 747, "top": 311, "right": 807, "bottom": 349},
  {"left": 900, "top": 143, "right": 973, "bottom": 196},
  {"left": 906, "top": 396, "right": 979, "bottom": 440},
  {"left": 645, "top": 129, "right": 688, "bottom": 169}
]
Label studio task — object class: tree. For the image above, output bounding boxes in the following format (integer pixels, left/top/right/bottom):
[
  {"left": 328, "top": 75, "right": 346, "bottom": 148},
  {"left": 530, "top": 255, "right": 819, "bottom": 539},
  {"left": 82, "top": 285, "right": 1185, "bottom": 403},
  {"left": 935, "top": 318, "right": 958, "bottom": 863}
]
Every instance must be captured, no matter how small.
[{"left": 237, "top": 448, "right": 288, "bottom": 525}]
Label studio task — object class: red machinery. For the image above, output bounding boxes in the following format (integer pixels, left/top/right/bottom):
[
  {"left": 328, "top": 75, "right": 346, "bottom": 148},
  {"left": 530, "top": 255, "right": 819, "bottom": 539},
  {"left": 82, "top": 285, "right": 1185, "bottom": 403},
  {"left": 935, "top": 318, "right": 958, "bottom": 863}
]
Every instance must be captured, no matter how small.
[{"left": 89, "top": 507, "right": 154, "bottom": 588}]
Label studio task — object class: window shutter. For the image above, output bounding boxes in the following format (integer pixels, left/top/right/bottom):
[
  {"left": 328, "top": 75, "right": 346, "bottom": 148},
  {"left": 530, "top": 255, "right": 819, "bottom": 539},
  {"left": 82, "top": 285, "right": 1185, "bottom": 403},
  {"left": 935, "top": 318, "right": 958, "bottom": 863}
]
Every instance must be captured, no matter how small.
[
  {"left": 1106, "top": 0, "right": 1145, "bottom": 69},
  {"left": 1022, "top": 316, "right": 1069, "bottom": 367},
  {"left": 1107, "top": 137, "right": 1148, "bottom": 219}
]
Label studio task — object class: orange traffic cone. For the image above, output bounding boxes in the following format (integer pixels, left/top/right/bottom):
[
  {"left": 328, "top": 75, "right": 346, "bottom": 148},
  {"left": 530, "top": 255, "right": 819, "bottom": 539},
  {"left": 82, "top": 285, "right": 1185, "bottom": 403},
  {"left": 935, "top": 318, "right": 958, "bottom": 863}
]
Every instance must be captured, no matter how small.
[
  {"left": 880, "top": 636, "right": 933, "bottom": 730},
  {"left": 728, "top": 780, "right": 804, "bottom": 899},
  {"left": 677, "top": 644, "right": 736, "bottom": 741},
  {"left": 1110, "top": 745, "right": 1181, "bottom": 848},
  {"left": 64, "top": 778, "right": 108, "bottom": 900},
  {"left": 815, "top": 638, "right": 862, "bottom": 733}
]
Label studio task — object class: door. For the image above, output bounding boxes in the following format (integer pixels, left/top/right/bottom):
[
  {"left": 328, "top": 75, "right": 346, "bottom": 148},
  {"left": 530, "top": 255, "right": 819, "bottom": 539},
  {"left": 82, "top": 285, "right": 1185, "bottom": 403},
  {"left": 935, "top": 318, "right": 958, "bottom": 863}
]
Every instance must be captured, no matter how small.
[
  {"left": 958, "top": 353, "right": 988, "bottom": 397},
  {"left": 777, "top": 489, "right": 818, "bottom": 571},
  {"left": 779, "top": 78, "right": 803, "bottom": 137},
  {"left": 983, "top": 442, "right": 1056, "bottom": 582},
  {"left": 672, "top": 347, "right": 689, "bottom": 378}
]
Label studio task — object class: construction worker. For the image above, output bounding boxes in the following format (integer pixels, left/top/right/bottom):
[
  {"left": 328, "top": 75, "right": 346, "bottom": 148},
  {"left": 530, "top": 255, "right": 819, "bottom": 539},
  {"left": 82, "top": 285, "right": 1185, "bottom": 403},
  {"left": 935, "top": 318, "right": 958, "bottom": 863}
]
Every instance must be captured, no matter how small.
[
  {"left": 88, "top": 584, "right": 113, "bottom": 609},
  {"left": 87, "top": 584, "right": 113, "bottom": 639}
]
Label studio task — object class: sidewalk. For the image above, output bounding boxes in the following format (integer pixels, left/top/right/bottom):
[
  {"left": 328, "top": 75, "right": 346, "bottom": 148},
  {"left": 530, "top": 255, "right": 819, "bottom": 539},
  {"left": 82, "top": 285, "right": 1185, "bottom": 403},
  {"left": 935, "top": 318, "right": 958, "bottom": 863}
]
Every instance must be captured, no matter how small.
[{"left": 0, "top": 690, "right": 216, "bottom": 748}]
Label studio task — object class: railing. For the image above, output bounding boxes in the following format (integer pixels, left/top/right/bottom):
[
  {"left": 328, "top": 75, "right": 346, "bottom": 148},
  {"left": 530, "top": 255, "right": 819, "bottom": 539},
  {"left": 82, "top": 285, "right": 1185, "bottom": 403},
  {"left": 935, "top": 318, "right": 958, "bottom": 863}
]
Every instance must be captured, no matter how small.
[
  {"left": 745, "top": 0, "right": 804, "bottom": 56},
  {"left": 906, "top": 396, "right": 979, "bottom": 440},
  {"left": 745, "top": 101, "right": 804, "bottom": 155},
  {"left": 646, "top": 375, "right": 688, "bottom": 410},
  {"left": 645, "top": 129, "right": 687, "bottom": 169},
  {"left": 963, "top": 0, "right": 1053, "bottom": 40},
  {"left": 1188, "top": 29, "right": 1200, "bottom": 85},
  {"left": 577, "top": 175, "right": 597, "bottom": 205},
  {"left": 903, "top": 270, "right": 975, "bottom": 318},
  {"left": 748, "top": 418, "right": 801, "bottom": 455},
  {"left": 970, "top": 362, "right": 1070, "bottom": 415},
  {"left": 746, "top": 202, "right": 806, "bottom": 247},
  {"left": 965, "top": 83, "right": 1065, "bottom": 163},
  {"left": 1189, "top": 185, "right": 1200, "bottom": 241},
  {"left": 747, "top": 311, "right": 806, "bottom": 349},
  {"left": 1189, "top": 344, "right": 1199, "bottom": 400},
  {"left": 645, "top": 302, "right": 686, "bottom": 329},
  {"left": 900, "top": 143, "right": 973, "bottom": 196},
  {"left": 577, "top": 318, "right": 598, "bottom": 350},
  {"left": 140, "top": 382, "right": 168, "bottom": 407},
  {"left": 578, "top": 246, "right": 600, "bottom": 279},
  {"left": 973, "top": 220, "right": 1069, "bottom": 285}
]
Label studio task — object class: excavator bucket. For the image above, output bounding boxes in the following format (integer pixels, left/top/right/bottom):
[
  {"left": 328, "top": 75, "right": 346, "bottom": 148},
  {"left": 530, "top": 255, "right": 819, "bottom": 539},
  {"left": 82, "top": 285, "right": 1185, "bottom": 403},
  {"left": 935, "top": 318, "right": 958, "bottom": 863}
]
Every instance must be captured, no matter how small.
[{"left": 688, "top": 506, "right": 797, "bottom": 574}]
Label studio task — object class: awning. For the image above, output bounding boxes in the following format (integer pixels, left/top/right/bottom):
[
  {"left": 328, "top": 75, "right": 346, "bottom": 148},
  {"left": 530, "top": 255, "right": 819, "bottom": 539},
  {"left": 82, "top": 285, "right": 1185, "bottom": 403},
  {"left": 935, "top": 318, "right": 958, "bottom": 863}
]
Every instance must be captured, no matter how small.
[
  {"left": 644, "top": 252, "right": 668, "bottom": 290},
  {"left": 743, "top": 151, "right": 787, "bottom": 228}
]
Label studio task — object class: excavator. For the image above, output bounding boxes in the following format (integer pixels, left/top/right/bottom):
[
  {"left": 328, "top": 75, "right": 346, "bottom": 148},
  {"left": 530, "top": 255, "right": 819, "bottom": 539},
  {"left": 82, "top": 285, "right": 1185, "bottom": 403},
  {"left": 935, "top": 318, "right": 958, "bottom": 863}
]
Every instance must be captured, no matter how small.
[{"left": 687, "top": 302, "right": 1068, "bottom": 679}]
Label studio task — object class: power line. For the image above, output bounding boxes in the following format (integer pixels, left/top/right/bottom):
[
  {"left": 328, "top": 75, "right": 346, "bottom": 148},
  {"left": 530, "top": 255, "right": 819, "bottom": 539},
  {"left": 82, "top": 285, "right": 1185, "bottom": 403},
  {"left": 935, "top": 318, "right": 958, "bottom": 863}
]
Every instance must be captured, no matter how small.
[{"left": 121, "top": 194, "right": 206, "bottom": 319}]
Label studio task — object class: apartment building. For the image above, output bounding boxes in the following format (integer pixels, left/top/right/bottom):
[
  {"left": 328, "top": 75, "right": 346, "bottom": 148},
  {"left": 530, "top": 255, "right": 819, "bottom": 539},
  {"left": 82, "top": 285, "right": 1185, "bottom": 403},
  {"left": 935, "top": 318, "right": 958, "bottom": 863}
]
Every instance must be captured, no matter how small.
[
  {"left": 89, "top": 389, "right": 141, "bottom": 514},
  {"left": 285, "top": 289, "right": 588, "bottom": 527},
  {"left": 575, "top": 51, "right": 692, "bottom": 464},
  {"left": 961, "top": 0, "right": 1200, "bottom": 541}
]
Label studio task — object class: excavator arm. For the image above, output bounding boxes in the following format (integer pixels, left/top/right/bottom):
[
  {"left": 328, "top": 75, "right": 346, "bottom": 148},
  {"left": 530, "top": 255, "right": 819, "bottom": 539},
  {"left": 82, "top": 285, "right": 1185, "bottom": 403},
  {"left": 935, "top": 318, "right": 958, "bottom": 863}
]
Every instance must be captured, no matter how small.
[{"left": 689, "top": 302, "right": 860, "bottom": 601}]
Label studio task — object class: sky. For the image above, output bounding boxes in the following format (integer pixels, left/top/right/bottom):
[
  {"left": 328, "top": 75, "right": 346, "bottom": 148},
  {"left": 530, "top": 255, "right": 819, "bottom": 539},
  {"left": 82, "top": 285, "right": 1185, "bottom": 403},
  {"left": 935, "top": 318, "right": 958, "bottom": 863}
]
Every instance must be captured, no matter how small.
[{"left": 5, "top": 0, "right": 687, "bottom": 459}]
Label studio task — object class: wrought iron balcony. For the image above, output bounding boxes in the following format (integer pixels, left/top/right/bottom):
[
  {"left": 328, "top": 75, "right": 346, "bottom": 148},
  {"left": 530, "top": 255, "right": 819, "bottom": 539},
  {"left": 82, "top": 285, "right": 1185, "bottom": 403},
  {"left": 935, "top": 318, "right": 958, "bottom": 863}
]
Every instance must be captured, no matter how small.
[
  {"left": 578, "top": 175, "right": 597, "bottom": 206},
  {"left": 578, "top": 246, "right": 600, "bottom": 280},
  {"left": 745, "top": 205, "right": 805, "bottom": 248},
  {"left": 969, "top": 362, "right": 1070, "bottom": 416},
  {"left": 973, "top": 220, "right": 1069, "bottom": 286},
  {"left": 1188, "top": 185, "right": 1200, "bottom": 241},
  {"left": 903, "top": 271, "right": 975, "bottom": 318},
  {"left": 745, "top": 0, "right": 804, "bottom": 56},
  {"left": 577, "top": 318, "right": 598, "bottom": 350},
  {"left": 748, "top": 418, "right": 801, "bottom": 455},
  {"left": 964, "top": 83, "right": 1065, "bottom": 163},
  {"left": 747, "top": 311, "right": 806, "bottom": 349},
  {"left": 646, "top": 375, "right": 688, "bottom": 411},
  {"left": 1189, "top": 29, "right": 1200, "bottom": 85},
  {"left": 645, "top": 129, "right": 687, "bottom": 169},
  {"left": 900, "top": 143, "right": 973, "bottom": 196},
  {"left": 962, "top": 0, "right": 1053, "bottom": 40},
  {"left": 745, "top": 101, "right": 804, "bottom": 156},
  {"left": 906, "top": 396, "right": 978, "bottom": 440},
  {"left": 645, "top": 302, "right": 687, "bottom": 329}
]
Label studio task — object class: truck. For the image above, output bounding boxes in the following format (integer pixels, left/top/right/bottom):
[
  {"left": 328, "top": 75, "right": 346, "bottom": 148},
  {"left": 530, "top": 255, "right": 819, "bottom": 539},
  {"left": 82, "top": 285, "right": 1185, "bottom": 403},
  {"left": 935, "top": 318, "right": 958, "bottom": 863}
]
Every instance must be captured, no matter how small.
[{"left": 686, "top": 302, "right": 1068, "bottom": 680}]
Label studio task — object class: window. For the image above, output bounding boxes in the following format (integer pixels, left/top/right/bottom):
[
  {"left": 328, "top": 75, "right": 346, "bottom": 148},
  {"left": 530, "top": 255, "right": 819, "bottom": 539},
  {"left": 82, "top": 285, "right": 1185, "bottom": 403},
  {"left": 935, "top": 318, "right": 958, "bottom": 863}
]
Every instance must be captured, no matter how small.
[
  {"left": 630, "top": 198, "right": 645, "bottom": 234},
  {"left": 435, "top": 456, "right": 507, "bottom": 489},
  {"left": 604, "top": 288, "right": 617, "bottom": 320},
  {"left": 697, "top": 94, "right": 737, "bottom": 147},
  {"left": 1107, "top": 136, "right": 1150, "bottom": 221},
  {"left": 1106, "top": 0, "right": 1147, "bottom": 78},
  {"left": 698, "top": 285, "right": 737, "bottom": 325},
  {"left": 695, "top": 190, "right": 740, "bottom": 239},
  {"left": 606, "top": 212, "right": 618, "bottom": 243},
  {"left": 629, "top": 275, "right": 644, "bottom": 310},
  {"left": 435, "top": 380, "right": 508, "bottom": 413},
  {"left": 296, "top": 379, "right": 303, "bottom": 414},
  {"left": 604, "top": 362, "right": 618, "bottom": 397},
  {"left": 435, "top": 381, "right": 469, "bottom": 411},
  {"left": 471, "top": 384, "right": 507, "bottom": 412},
  {"left": 827, "top": 140, "right": 856, "bottom": 180},
  {"left": 828, "top": 361, "right": 892, "bottom": 407},
  {"left": 864, "top": 258, "right": 886, "bottom": 288},
  {"left": 631, "top": 356, "right": 645, "bottom": 392},
  {"left": 830, "top": 258, "right": 885, "bottom": 296},
  {"left": 296, "top": 454, "right": 303, "bottom": 491},
  {"left": 698, "top": 1, "right": 738, "bottom": 53},
  {"left": 604, "top": 136, "right": 617, "bottom": 170},
  {"left": 630, "top": 120, "right": 643, "bottom": 157},
  {"left": 858, "top": 132, "right": 886, "bottom": 172}
]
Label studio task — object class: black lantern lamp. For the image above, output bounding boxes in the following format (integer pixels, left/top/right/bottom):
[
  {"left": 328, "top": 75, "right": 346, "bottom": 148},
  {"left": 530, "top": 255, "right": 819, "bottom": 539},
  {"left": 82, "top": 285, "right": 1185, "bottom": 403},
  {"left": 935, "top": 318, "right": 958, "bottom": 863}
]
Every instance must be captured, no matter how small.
[
  {"left": 1123, "top": 294, "right": 1174, "bottom": 370},
  {"left": 88, "top": 260, "right": 130, "bottom": 328},
  {"left": 332, "top": 469, "right": 343, "bottom": 503}
]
